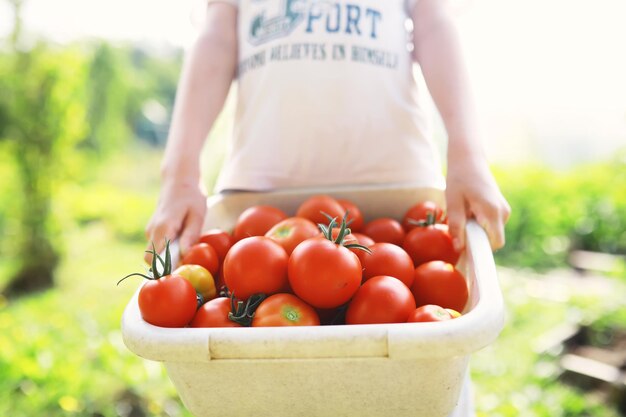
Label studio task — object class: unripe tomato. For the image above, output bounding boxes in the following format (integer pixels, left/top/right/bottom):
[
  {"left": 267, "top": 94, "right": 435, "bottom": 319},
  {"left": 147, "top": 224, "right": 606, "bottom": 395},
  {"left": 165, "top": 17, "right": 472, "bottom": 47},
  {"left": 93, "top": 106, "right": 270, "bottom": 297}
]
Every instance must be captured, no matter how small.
[{"left": 173, "top": 264, "right": 216, "bottom": 301}]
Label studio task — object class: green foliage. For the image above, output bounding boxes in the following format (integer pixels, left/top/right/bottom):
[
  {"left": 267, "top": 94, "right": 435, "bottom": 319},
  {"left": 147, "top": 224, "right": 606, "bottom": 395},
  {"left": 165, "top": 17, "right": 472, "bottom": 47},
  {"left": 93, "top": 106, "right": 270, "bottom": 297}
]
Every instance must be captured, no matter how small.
[
  {"left": 0, "top": 136, "right": 193, "bottom": 416},
  {"left": 82, "top": 43, "right": 130, "bottom": 157},
  {"left": 493, "top": 156, "right": 626, "bottom": 270},
  {"left": 472, "top": 268, "right": 626, "bottom": 417},
  {"left": 54, "top": 143, "right": 162, "bottom": 244},
  {"left": 0, "top": 44, "right": 89, "bottom": 292},
  {"left": 0, "top": 231, "right": 192, "bottom": 417},
  {"left": 0, "top": 37, "right": 182, "bottom": 293}
]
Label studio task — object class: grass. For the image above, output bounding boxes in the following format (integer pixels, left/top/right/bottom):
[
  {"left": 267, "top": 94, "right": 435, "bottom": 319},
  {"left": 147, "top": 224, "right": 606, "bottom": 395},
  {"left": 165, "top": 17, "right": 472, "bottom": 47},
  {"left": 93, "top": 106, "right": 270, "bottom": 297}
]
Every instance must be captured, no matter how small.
[
  {"left": 472, "top": 268, "right": 626, "bottom": 417},
  {"left": 1, "top": 142, "right": 625, "bottom": 416},
  {"left": 0, "top": 225, "right": 192, "bottom": 417}
]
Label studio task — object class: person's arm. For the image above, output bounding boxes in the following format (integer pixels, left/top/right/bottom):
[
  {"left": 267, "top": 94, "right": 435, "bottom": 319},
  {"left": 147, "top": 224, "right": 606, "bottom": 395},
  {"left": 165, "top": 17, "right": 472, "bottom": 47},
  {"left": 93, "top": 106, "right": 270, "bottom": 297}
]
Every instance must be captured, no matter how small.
[
  {"left": 145, "top": 3, "right": 238, "bottom": 261},
  {"left": 411, "top": 0, "right": 510, "bottom": 250}
]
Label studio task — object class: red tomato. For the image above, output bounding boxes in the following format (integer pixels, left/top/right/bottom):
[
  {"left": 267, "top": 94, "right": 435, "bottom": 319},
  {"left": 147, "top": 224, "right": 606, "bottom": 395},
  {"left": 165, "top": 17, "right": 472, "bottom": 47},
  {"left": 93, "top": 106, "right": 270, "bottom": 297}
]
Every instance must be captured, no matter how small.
[
  {"left": 265, "top": 217, "right": 320, "bottom": 255},
  {"left": 288, "top": 237, "right": 362, "bottom": 309},
  {"left": 180, "top": 243, "right": 220, "bottom": 276},
  {"left": 362, "top": 218, "right": 405, "bottom": 246},
  {"left": 337, "top": 199, "right": 364, "bottom": 232},
  {"left": 411, "top": 261, "right": 469, "bottom": 312},
  {"left": 296, "top": 195, "right": 345, "bottom": 226},
  {"left": 197, "top": 229, "right": 234, "bottom": 263},
  {"left": 223, "top": 236, "right": 289, "bottom": 300},
  {"left": 346, "top": 276, "right": 416, "bottom": 324},
  {"left": 407, "top": 304, "right": 454, "bottom": 322},
  {"left": 352, "top": 232, "right": 375, "bottom": 263},
  {"left": 138, "top": 275, "right": 198, "bottom": 328},
  {"left": 190, "top": 297, "right": 242, "bottom": 328},
  {"left": 402, "top": 201, "right": 446, "bottom": 232},
  {"left": 252, "top": 293, "right": 320, "bottom": 327},
  {"left": 233, "top": 205, "right": 288, "bottom": 242},
  {"left": 121, "top": 241, "right": 198, "bottom": 328},
  {"left": 402, "top": 222, "right": 460, "bottom": 266},
  {"left": 360, "top": 242, "right": 415, "bottom": 287},
  {"left": 352, "top": 233, "right": 375, "bottom": 247}
]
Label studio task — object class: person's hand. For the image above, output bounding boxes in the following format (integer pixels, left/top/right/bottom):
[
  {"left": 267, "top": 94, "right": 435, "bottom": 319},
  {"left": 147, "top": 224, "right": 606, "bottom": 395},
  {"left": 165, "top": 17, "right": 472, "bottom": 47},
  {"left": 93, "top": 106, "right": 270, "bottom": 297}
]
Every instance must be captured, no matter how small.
[
  {"left": 144, "top": 178, "right": 207, "bottom": 263},
  {"left": 445, "top": 156, "right": 511, "bottom": 252}
]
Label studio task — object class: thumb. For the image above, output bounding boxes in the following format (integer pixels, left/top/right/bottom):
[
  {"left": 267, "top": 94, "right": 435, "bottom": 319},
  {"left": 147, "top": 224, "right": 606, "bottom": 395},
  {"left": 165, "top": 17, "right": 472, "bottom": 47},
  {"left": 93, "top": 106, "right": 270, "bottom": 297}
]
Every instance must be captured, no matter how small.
[
  {"left": 178, "top": 211, "right": 204, "bottom": 256},
  {"left": 446, "top": 192, "right": 467, "bottom": 253}
]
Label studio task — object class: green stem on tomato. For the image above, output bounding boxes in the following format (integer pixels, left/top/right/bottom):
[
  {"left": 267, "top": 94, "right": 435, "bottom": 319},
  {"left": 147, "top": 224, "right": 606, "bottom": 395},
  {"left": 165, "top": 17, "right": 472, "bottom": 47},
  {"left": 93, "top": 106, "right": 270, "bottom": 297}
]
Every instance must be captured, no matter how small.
[
  {"left": 406, "top": 211, "right": 437, "bottom": 228},
  {"left": 116, "top": 239, "right": 173, "bottom": 285},
  {"left": 228, "top": 293, "right": 267, "bottom": 327},
  {"left": 317, "top": 212, "right": 371, "bottom": 254}
]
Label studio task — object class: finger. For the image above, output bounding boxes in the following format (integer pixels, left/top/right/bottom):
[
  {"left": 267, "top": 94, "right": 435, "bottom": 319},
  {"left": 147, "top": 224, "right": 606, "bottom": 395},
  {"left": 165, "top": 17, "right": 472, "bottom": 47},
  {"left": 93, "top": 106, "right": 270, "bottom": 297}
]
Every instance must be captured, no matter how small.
[
  {"left": 144, "top": 245, "right": 154, "bottom": 265},
  {"left": 178, "top": 211, "right": 204, "bottom": 256},
  {"left": 491, "top": 219, "right": 506, "bottom": 250},
  {"left": 474, "top": 206, "right": 505, "bottom": 251},
  {"left": 446, "top": 192, "right": 467, "bottom": 253},
  {"left": 502, "top": 198, "right": 512, "bottom": 224},
  {"left": 144, "top": 220, "right": 157, "bottom": 264},
  {"left": 144, "top": 222, "right": 179, "bottom": 264},
  {"left": 490, "top": 199, "right": 512, "bottom": 250},
  {"left": 483, "top": 216, "right": 505, "bottom": 250}
]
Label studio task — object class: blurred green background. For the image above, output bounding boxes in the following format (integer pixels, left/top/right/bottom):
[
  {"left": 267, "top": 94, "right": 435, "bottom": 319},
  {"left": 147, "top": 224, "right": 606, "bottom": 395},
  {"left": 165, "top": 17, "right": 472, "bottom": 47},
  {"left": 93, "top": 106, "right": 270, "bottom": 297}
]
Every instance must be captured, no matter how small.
[{"left": 1, "top": 0, "right": 626, "bottom": 416}]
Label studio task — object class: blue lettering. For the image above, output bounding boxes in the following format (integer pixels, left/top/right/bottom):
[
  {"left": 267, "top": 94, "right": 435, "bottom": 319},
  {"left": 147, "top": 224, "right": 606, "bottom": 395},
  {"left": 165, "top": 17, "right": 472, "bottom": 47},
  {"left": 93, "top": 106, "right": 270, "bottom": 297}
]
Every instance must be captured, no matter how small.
[
  {"left": 345, "top": 4, "right": 361, "bottom": 35},
  {"left": 365, "top": 8, "right": 381, "bottom": 39},
  {"left": 306, "top": 4, "right": 323, "bottom": 33},
  {"left": 326, "top": 4, "right": 341, "bottom": 33}
]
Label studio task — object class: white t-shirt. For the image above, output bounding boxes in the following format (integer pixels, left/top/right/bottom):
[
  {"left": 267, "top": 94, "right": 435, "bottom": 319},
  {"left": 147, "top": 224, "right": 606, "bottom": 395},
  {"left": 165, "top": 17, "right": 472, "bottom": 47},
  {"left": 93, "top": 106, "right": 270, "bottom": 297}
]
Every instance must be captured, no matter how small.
[{"left": 211, "top": 0, "right": 445, "bottom": 193}]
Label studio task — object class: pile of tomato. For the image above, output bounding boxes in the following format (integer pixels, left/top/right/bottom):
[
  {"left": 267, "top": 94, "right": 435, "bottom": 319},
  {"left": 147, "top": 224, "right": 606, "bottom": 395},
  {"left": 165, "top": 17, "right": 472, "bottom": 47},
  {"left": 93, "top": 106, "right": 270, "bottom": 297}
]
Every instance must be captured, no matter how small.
[{"left": 121, "top": 195, "right": 470, "bottom": 328}]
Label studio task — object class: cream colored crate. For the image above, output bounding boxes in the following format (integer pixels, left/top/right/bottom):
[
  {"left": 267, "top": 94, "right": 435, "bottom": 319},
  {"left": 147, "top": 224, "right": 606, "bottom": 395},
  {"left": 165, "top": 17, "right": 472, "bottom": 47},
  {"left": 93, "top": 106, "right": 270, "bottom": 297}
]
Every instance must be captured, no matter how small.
[{"left": 122, "top": 185, "right": 504, "bottom": 417}]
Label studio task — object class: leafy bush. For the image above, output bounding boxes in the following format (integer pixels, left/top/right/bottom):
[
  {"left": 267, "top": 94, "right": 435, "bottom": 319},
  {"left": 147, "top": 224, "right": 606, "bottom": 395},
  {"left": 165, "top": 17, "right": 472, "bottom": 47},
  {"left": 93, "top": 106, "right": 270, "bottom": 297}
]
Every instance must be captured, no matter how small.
[
  {"left": 493, "top": 155, "right": 626, "bottom": 270},
  {"left": 0, "top": 44, "right": 90, "bottom": 293},
  {"left": 0, "top": 38, "right": 181, "bottom": 293}
]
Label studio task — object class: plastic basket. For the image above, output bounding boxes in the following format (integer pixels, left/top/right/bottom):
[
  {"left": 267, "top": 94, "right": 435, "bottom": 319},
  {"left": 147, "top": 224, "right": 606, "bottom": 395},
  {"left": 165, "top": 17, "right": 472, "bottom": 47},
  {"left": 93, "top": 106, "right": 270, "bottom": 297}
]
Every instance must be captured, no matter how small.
[{"left": 121, "top": 185, "right": 505, "bottom": 417}]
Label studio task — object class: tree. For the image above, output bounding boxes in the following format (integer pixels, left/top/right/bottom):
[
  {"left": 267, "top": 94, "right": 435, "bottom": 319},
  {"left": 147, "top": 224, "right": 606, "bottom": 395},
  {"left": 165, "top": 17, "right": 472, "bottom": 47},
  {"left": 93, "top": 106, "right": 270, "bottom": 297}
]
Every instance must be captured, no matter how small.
[{"left": 0, "top": 0, "right": 88, "bottom": 295}]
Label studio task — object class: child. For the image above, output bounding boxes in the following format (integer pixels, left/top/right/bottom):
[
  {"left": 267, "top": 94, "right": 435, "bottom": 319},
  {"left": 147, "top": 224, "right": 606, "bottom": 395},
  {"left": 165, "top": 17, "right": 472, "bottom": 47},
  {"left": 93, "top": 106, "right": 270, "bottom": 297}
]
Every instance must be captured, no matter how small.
[
  {"left": 145, "top": 0, "right": 509, "bottom": 256},
  {"left": 146, "top": 1, "right": 510, "bottom": 412}
]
